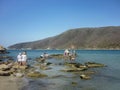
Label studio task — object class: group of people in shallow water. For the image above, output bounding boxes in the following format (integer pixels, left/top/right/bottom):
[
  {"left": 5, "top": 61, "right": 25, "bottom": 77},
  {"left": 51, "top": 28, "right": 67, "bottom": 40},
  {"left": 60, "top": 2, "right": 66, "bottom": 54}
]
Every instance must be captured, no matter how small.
[
  {"left": 17, "top": 49, "right": 76, "bottom": 66},
  {"left": 40, "top": 53, "right": 49, "bottom": 59},
  {"left": 17, "top": 51, "right": 27, "bottom": 66},
  {"left": 64, "top": 49, "right": 76, "bottom": 60}
]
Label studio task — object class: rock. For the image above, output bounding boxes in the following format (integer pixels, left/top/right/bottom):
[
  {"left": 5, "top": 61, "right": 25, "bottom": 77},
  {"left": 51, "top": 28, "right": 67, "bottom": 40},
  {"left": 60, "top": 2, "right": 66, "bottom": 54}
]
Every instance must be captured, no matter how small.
[
  {"left": 46, "top": 62, "right": 52, "bottom": 65},
  {"left": 65, "top": 62, "right": 83, "bottom": 68},
  {"left": 14, "top": 73, "right": 24, "bottom": 78},
  {"left": 79, "top": 65, "right": 87, "bottom": 68},
  {"left": 74, "top": 70, "right": 96, "bottom": 75},
  {"left": 63, "top": 62, "right": 88, "bottom": 72},
  {"left": 0, "top": 45, "right": 9, "bottom": 54},
  {"left": 61, "top": 68, "right": 87, "bottom": 72},
  {"left": 0, "top": 71, "right": 11, "bottom": 76},
  {"left": 50, "top": 75, "right": 67, "bottom": 78},
  {"left": 0, "top": 45, "right": 6, "bottom": 50},
  {"left": 12, "top": 64, "right": 19, "bottom": 69},
  {"left": 0, "top": 64, "right": 12, "bottom": 71},
  {"left": 27, "top": 71, "right": 48, "bottom": 78},
  {"left": 85, "top": 62, "right": 106, "bottom": 68},
  {"left": 50, "top": 54, "right": 64, "bottom": 59},
  {"left": 71, "top": 82, "right": 77, "bottom": 86},
  {"left": 9, "top": 68, "right": 17, "bottom": 74},
  {"left": 19, "top": 66, "right": 28, "bottom": 69},
  {"left": 40, "top": 66, "right": 52, "bottom": 70},
  {"left": 36, "top": 58, "right": 46, "bottom": 63},
  {"left": 12, "top": 65, "right": 28, "bottom": 70},
  {"left": 80, "top": 74, "right": 91, "bottom": 80}
]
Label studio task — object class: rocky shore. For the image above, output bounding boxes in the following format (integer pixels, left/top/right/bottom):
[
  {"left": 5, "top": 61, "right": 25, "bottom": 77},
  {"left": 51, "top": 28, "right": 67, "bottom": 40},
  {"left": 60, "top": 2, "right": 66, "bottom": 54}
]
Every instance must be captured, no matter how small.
[
  {"left": 35, "top": 54, "right": 107, "bottom": 80},
  {"left": 0, "top": 49, "right": 107, "bottom": 90}
]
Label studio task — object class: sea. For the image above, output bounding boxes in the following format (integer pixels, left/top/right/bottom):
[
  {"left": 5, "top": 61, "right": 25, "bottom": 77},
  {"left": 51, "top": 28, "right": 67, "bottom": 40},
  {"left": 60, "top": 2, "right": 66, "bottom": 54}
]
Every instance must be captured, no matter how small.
[{"left": 6, "top": 50, "right": 120, "bottom": 90}]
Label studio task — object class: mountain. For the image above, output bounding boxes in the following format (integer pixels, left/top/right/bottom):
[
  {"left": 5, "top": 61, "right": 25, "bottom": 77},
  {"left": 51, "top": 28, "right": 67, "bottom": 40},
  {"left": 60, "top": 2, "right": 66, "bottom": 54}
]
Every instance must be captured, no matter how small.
[{"left": 8, "top": 26, "right": 120, "bottom": 49}]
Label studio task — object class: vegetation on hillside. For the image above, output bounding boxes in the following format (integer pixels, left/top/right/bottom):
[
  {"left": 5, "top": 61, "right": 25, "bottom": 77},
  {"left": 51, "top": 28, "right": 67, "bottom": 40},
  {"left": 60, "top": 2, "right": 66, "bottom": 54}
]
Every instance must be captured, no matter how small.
[{"left": 8, "top": 26, "right": 120, "bottom": 49}]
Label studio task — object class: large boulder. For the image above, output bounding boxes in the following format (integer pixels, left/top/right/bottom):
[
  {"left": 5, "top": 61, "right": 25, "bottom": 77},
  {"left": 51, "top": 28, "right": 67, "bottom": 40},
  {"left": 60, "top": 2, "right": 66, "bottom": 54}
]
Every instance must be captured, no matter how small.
[
  {"left": 0, "top": 45, "right": 6, "bottom": 51},
  {"left": 0, "top": 45, "right": 7, "bottom": 54}
]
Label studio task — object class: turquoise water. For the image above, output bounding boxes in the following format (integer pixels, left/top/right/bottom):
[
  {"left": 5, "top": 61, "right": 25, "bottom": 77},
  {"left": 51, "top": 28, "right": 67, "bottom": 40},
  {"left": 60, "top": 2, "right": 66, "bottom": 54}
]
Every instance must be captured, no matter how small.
[{"left": 7, "top": 50, "right": 120, "bottom": 90}]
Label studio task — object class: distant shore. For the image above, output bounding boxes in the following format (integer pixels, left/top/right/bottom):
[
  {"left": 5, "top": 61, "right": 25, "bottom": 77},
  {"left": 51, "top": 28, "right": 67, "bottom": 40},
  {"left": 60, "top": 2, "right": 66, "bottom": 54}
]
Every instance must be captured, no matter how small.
[{"left": 7, "top": 48, "right": 120, "bottom": 50}]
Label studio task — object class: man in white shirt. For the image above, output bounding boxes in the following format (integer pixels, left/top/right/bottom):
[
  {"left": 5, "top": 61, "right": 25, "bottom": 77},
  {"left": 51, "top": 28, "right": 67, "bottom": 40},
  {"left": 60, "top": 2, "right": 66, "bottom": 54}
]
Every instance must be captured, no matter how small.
[
  {"left": 21, "top": 51, "right": 27, "bottom": 66},
  {"left": 17, "top": 53, "right": 22, "bottom": 65}
]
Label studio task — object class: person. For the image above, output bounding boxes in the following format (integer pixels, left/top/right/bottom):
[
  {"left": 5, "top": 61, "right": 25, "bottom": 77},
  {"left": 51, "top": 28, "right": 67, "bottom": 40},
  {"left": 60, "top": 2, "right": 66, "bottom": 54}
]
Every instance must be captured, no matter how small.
[
  {"left": 64, "top": 49, "right": 69, "bottom": 56},
  {"left": 70, "top": 50, "right": 76, "bottom": 60},
  {"left": 64, "top": 49, "right": 70, "bottom": 60},
  {"left": 21, "top": 51, "right": 27, "bottom": 66},
  {"left": 44, "top": 53, "right": 49, "bottom": 58},
  {"left": 40, "top": 53, "right": 49, "bottom": 58},
  {"left": 40, "top": 54, "right": 44, "bottom": 58},
  {"left": 64, "top": 49, "right": 76, "bottom": 60},
  {"left": 17, "top": 53, "right": 22, "bottom": 65}
]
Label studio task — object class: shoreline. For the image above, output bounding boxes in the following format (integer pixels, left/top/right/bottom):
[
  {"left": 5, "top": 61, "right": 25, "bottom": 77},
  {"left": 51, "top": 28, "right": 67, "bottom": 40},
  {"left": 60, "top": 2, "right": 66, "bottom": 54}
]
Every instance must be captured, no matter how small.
[
  {"left": 0, "top": 76, "right": 27, "bottom": 90},
  {"left": 7, "top": 48, "right": 120, "bottom": 51}
]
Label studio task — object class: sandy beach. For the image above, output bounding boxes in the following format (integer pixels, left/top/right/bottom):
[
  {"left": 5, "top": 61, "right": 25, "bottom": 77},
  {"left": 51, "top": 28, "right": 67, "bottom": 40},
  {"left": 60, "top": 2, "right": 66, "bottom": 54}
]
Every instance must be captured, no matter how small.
[{"left": 0, "top": 76, "right": 26, "bottom": 90}]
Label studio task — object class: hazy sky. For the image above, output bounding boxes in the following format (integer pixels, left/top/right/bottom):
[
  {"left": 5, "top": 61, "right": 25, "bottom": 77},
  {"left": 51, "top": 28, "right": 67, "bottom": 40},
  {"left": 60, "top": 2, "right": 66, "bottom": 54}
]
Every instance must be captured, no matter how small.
[{"left": 0, "top": 0, "right": 120, "bottom": 47}]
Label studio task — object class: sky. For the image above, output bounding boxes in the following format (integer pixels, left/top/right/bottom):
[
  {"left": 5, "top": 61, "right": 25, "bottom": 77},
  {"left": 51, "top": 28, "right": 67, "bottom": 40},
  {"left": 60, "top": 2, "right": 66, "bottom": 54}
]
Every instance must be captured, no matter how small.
[{"left": 0, "top": 0, "right": 120, "bottom": 47}]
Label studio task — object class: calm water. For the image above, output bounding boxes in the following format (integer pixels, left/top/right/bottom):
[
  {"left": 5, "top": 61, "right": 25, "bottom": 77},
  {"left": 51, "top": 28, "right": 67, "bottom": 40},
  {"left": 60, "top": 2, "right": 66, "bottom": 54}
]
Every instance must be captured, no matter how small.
[{"left": 7, "top": 50, "right": 120, "bottom": 90}]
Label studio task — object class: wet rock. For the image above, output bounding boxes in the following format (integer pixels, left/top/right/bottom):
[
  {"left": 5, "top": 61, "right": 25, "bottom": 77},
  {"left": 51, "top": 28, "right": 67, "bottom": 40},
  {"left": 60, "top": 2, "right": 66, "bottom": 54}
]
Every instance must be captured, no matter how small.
[
  {"left": 36, "top": 58, "right": 46, "bottom": 63},
  {"left": 63, "top": 62, "right": 88, "bottom": 72},
  {"left": 38, "top": 62, "right": 52, "bottom": 70},
  {"left": 50, "top": 54, "right": 64, "bottom": 59},
  {"left": 80, "top": 74, "right": 91, "bottom": 80},
  {"left": 50, "top": 75, "right": 67, "bottom": 78},
  {"left": 46, "top": 62, "right": 52, "bottom": 65},
  {"left": 40, "top": 66, "right": 52, "bottom": 70},
  {"left": 74, "top": 70, "right": 96, "bottom": 75},
  {"left": 65, "top": 62, "right": 83, "bottom": 67},
  {"left": 79, "top": 65, "right": 87, "bottom": 68},
  {"left": 61, "top": 68, "right": 87, "bottom": 72},
  {"left": 85, "top": 62, "right": 106, "bottom": 68},
  {"left": 27, "top": 71, "right": 48, "bottom": 78},
  {"left": 71, "top": 82, "right": 77, "bottom": 86}
]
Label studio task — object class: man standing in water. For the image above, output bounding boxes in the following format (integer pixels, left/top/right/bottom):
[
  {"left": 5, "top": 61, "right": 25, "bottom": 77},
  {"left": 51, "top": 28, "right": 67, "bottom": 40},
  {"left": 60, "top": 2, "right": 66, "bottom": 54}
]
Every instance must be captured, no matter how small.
[
  {"left": 17, "top": 53, "right": 22, "bottom": 65},
  {"left": 21, "top": 51, "right": 27, "bottom": 66},
  {"left": 64, "top": 49, "right": 69, "bottom": 56}
]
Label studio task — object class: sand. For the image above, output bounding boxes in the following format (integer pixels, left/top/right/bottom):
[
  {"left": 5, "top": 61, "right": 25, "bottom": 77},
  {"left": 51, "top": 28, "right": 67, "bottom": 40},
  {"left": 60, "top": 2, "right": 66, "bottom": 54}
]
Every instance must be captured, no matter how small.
[{"left": 0, "top": 76, "right": 27, "bottom": 90}]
